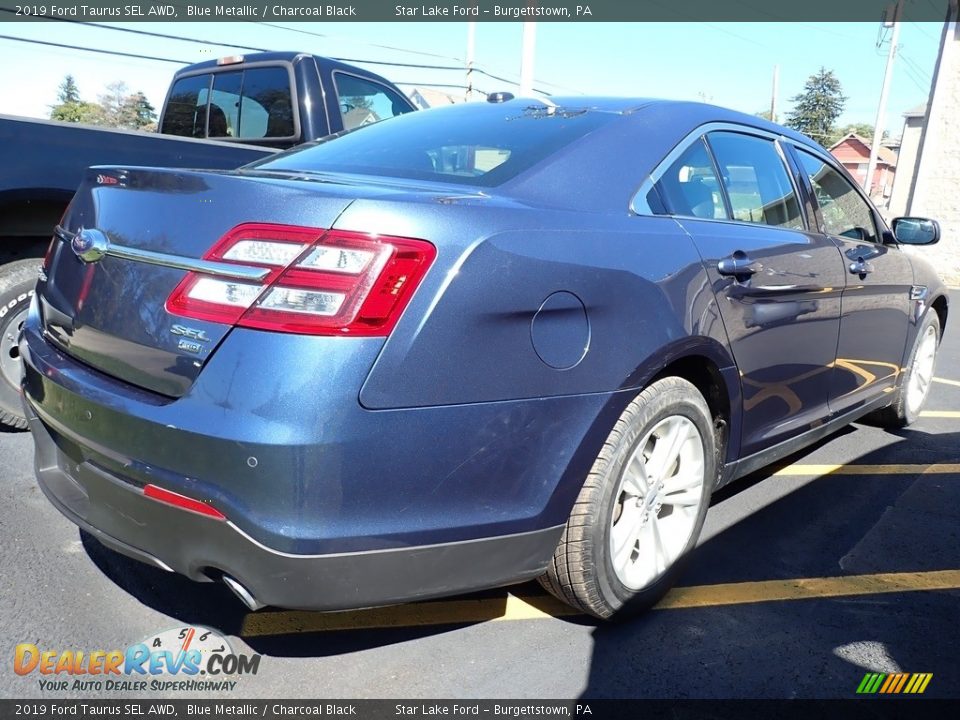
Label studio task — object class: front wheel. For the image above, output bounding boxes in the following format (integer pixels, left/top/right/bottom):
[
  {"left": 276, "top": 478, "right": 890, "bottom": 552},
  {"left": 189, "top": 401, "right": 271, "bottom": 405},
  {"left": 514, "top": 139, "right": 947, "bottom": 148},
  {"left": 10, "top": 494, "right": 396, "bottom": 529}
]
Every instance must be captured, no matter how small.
[
  {"left": 0, "top": 259, "right": 40, "bottom": 430},
  {"left": 871, "top": 311, "right": 941, "bottom": 429},
  {"left": 539, "top": 377, "right": 716, "bottom": 619}
]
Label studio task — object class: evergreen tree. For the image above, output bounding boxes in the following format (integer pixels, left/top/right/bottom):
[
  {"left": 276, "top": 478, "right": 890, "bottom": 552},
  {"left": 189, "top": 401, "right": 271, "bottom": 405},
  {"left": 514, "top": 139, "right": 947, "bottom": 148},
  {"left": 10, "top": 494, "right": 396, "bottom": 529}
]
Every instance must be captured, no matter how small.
[
  {"left": 785, "top": 67, "right": 846, "bottom": 144},
  {"left": 57, "top": 75, "right": 80, "bottom": 104},
  {"left": 123, "top": 92, "right": 157, "bottom": 129}
]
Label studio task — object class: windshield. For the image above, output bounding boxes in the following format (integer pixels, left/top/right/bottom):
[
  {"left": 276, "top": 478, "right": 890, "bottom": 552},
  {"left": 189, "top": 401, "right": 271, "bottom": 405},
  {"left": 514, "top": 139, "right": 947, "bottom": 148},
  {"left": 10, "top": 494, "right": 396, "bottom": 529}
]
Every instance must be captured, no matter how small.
[{"left": 249, "top": 102, "right": 617, "bottom": 187}]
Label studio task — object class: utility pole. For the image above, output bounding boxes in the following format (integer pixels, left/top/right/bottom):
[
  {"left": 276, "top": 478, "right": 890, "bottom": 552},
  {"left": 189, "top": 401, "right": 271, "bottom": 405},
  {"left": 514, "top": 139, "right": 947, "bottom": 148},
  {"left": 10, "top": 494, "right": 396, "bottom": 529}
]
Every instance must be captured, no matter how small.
[
  {"left": 770, "top": 64, "right": 779, "bottom": 123},
  {"left": 520, "top": 22, "right": 537, "bottom": 96},
  {"left": 465, "top": 21, "right": 476, "bottom": 102},
  {"left": 864, "top": 0, "right": 902, "bottom": 197}
]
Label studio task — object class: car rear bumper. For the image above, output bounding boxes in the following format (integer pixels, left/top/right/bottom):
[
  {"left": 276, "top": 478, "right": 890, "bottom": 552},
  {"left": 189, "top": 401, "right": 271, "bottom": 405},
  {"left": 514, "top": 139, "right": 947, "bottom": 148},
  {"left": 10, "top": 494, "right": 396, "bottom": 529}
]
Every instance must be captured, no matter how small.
[{"left": 27, "top": 404, "right": 563, "bottom": 611}]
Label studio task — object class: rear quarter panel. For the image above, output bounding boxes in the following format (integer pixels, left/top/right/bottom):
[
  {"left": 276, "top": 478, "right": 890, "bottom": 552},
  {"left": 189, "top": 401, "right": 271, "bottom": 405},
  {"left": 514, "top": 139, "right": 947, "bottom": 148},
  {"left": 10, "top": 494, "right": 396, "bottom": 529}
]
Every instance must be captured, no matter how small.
[{"left": 343, "top": 200, "right": 735, "bottom": 409}]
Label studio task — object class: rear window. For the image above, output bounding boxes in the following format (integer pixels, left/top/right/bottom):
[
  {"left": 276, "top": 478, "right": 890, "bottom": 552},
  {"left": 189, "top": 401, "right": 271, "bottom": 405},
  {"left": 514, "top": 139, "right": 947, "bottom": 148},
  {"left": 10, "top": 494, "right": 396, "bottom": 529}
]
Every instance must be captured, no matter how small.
[
  {"left": 162, "top": 66, "right": 295, "bottom": 140},
  {"left": 251, "top": 103, "right": 616, "bottom": 187}
]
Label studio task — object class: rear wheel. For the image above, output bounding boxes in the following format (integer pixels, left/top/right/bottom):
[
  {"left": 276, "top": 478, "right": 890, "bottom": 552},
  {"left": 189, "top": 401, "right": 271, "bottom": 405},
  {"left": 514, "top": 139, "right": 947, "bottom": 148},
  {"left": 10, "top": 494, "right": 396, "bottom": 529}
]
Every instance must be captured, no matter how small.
[
  {"left": 539, "top": 377, "right": 716, "bottom": 619},
  {"left": 871, "top": 311, "right": 941, "bottom": 429},
  {"left": 0, "top": 259, "right": 40, "bottom": 430}
]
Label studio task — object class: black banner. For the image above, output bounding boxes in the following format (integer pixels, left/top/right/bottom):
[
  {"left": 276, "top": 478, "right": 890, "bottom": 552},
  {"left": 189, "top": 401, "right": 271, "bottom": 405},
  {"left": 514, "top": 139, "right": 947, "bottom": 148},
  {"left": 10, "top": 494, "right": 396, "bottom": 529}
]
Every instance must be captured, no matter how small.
[
  {"left": 2, "top": 700, "right": 960, "bottom": 720},
  {"left": 0, "top": 0, "right": 955, "bottom": 23}
]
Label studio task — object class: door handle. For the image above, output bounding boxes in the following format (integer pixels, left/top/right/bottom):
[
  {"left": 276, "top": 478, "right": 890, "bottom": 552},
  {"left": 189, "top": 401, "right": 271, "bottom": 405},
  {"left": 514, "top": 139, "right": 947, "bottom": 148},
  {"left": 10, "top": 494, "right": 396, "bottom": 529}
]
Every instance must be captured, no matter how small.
[
  {"left": 717, "top": 251, "right": 762, "bottom": 281},
  {"left": 848, "top": 258, "right": 873, "bottom": 277}
]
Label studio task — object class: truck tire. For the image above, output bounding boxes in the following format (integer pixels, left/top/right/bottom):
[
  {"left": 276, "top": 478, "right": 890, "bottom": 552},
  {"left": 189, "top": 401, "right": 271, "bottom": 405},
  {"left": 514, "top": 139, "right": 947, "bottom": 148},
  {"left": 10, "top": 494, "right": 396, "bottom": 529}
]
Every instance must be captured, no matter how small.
[{"left": 0, "top": 259, "right": 40, "bottom": 430}]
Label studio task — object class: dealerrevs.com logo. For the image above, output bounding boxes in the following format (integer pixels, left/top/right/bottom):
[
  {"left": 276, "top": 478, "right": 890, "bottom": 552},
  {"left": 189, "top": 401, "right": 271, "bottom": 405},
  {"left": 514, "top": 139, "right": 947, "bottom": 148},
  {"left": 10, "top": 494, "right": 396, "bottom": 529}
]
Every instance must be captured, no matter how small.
[{"left": 14, "top": 626, "right": 261, "bottom": 693}]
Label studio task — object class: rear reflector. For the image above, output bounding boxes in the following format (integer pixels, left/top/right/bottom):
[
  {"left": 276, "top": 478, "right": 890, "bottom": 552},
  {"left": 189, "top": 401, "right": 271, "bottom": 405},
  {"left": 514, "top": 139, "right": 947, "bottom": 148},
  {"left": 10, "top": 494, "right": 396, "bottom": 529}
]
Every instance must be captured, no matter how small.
[
  {"left": 143, "top": 484, "right": 226, "bottom": 520},
  {"left": 166, "top": 223, "right": 436, "bottom": 336}
]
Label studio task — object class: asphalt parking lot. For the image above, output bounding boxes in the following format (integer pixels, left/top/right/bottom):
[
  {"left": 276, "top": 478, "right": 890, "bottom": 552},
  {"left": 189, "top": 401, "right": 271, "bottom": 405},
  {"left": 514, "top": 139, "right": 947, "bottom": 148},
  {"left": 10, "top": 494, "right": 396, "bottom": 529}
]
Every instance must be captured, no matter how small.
[{"left": 3, "top": 291, "right": 959, "bottom": 700}]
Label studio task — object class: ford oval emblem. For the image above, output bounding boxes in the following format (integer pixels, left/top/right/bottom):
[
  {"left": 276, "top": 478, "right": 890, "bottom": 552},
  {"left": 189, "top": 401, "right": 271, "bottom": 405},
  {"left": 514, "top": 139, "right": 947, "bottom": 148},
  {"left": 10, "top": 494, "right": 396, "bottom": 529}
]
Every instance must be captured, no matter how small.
[{"left": 71, "top": 228, "right": 110, "bottom": 263}]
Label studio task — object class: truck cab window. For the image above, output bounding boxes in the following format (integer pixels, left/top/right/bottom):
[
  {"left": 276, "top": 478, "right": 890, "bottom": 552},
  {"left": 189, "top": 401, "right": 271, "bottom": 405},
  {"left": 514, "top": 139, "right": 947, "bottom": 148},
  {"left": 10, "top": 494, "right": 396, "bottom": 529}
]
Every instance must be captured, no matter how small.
[
  {"left": 162, "top": 74, "right": 210, "bottom": 139},
  {"left": 334, "top": 73, "right": 413, "bottom": 131},
  {"left": 238, "top": 67, "right": 295, "bottom": 139}
]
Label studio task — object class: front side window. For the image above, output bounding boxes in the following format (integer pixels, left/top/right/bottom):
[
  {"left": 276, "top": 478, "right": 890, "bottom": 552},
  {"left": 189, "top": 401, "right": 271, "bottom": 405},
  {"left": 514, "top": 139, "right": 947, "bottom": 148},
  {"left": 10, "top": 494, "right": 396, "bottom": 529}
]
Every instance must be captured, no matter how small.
[
  {"left": 796, "top": 150, "right": 878, "bottom": 242},
  {"left": 334, "top": 73, "right": 413, "bottom": 131},
  {"left": 707, "top": 132, "right": 804, "bottom": 230},
  {"left": 651, "top": 138, "right": 726, "bottom": 220}
]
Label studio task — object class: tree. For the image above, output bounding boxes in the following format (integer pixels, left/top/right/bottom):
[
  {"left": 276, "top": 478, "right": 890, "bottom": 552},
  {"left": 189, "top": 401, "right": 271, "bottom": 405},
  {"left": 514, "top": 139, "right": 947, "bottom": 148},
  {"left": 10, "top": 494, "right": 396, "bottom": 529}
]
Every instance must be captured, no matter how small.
[
  {"left": 121, "top": 92, "right": 157, "bottom": 130},
  {"left": 50, "top": 74, "right": 105, "bottom": 125},
  {"left": 785, "top": 67, "right": 846, "bottom": 144},
  {"left": 98, "top": 80, "right": 130, "bottom": 127},
  {"left": 754, "top": 110, "right": 773, "bottom": 121},
  {"left": 826, "top": 122, "right": 890, "bottom": 147},
  {"left": 50, "top": 101, "right": 106, "bottom": 125},
  {"left": 57, "top": 75, "right": 80, "bottom": 104}
]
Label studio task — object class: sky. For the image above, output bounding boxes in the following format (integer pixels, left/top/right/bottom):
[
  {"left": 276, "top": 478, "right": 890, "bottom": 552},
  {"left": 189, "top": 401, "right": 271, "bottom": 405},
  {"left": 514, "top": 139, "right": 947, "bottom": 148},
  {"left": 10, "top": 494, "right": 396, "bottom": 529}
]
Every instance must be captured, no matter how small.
[{"left": 0, "top": 20, "right": 941, "bottom": 140}]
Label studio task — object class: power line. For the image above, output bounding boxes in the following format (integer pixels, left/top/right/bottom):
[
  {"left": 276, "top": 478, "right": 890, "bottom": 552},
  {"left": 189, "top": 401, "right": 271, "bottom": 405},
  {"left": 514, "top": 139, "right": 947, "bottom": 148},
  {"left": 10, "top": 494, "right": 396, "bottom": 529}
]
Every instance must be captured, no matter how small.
[
  {"left": 0, "top": 10, "right": 558, "bottom": 95},
  {"left": 0, "top": 9, "right": 271, "bottom": 52},
  {"left": 252, "top": 21, "right": 464, "bottom": 64},
  {"left": 0, "top": 33, "right": 492, "bottom": 98},
  {"left": 0, "top": 33, "right": 187, "bottom": 64}
]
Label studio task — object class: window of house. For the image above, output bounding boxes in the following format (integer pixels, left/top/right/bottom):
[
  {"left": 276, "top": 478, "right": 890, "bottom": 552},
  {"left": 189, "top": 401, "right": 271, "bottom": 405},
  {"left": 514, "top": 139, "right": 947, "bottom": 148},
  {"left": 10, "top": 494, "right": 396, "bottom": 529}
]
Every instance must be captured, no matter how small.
[
  {"left": 797, "top": 150, "right": 878, "bottom": 242},
  {"left": 650, "top": 138, "right": 727, "bottom": 220},
  {"left": 706, "top": 132, "right": 804, "bottom": 230}
]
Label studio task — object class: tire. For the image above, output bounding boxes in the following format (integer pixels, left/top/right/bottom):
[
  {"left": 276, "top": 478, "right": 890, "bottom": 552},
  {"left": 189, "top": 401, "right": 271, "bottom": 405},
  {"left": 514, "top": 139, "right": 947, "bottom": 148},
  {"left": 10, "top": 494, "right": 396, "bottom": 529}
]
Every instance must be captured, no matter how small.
[
  {"left": 870, "top": 311, "right": 941, "bottom": 429},
  {"left": 0, "top": 258, "right": 40, "bottom": 431},
  {"left": 539, "top": 377, "right": 717, "bottom": 619}
]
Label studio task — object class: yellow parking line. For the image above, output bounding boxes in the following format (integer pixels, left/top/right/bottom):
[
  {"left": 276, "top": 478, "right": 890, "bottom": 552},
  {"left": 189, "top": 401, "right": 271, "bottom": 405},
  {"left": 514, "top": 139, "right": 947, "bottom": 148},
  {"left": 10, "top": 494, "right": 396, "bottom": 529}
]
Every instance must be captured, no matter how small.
[
  {"left": 933, "top": 377, "right": 960, "bottom": 388},
  {"left": 920, "top": 410, "right": 960, "bottom": 418},
  {"left": 240, "top": 593, "right": 578, "bottom": 636},
  {"left": 773, "top": 463, "right": 960, "bottom": 476},
  {"left": 239, "top": 569, "right": 960, "bottom": 636},
  {"left": 654, "top": 569, "right": 960, "bottom": 609}
]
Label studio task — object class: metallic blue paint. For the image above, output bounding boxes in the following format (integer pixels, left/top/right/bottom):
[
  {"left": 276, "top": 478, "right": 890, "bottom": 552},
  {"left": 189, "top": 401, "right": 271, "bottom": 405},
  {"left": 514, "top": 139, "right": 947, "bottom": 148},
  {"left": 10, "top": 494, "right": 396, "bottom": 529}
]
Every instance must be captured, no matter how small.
[{"left": 20, "top": 97, "right": 949, "bottom": 610}]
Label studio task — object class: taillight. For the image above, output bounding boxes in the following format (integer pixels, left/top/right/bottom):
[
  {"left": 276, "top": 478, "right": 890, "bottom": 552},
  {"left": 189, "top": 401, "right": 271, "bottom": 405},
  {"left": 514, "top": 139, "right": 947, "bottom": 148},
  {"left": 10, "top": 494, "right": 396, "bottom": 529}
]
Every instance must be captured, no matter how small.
[{"left": 165, "top": 223, "right": 436, "bottom": 336}]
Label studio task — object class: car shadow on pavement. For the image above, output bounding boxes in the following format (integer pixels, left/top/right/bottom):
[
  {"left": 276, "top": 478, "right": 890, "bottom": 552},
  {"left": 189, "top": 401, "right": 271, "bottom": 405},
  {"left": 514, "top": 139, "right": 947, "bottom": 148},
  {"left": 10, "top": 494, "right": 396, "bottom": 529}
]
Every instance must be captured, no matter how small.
[{"left": 580, "top": 425, "right": 960, "bottom": 699}]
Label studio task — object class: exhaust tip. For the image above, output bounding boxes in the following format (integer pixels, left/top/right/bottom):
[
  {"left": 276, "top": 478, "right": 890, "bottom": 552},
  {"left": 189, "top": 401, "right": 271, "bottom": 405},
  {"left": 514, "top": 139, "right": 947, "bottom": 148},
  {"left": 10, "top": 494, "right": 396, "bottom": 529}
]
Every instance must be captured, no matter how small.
[{"left": 223, "top": 575, "right": 266, "bottom": 612}]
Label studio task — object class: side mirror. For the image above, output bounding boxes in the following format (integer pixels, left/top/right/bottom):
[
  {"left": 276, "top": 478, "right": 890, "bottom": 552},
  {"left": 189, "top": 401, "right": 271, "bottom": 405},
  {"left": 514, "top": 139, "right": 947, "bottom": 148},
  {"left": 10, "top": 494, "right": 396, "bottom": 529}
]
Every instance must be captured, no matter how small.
[{"left": 892, "top": 217, "right": 941, "bottom": 245}]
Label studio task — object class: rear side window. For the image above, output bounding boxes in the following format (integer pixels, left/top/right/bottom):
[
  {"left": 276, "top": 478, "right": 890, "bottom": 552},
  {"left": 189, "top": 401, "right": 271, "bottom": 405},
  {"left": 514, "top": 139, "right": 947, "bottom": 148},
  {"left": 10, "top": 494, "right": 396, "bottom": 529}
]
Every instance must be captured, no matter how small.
[
  {"left": 796, "top": 150, "right": 878, "bottom": 242},
  {"left": 163, "top": 66, "right": 295, "bottom": 140},
  {"left": 162, "top": 74, "right": 210, "bottom": 138},
  {"left": 651, "top": 138, "right": 727, "bottom": 220},
  {"left": 253, "top": 103, "right": 616, "bottom": 187},
  {"left": 333, "top": 73, "right": 413, "bottom": 131},
  {"left": 707, "top": 132, "right": 804, "bottom": 230}
]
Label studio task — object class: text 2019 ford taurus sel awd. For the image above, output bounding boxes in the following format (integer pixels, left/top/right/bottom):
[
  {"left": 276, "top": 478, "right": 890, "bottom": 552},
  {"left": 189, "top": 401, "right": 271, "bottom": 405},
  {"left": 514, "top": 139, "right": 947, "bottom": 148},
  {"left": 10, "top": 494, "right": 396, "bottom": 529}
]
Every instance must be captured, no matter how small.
[{"left": 21, "top": 98, "right": 947, "bottom": 619}]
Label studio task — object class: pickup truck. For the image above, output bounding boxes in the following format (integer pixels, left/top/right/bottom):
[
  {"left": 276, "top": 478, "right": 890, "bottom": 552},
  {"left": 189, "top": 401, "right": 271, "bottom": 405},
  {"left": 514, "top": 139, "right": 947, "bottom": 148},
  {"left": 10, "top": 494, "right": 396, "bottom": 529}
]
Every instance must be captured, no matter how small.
[{"left": 0, "top": 51, "right": 416, "bottom": 428}]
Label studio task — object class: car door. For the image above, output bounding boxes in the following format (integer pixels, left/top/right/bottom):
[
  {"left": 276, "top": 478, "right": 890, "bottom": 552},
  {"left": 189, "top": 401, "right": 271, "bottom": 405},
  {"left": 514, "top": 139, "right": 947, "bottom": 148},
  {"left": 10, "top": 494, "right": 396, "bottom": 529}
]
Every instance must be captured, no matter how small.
[
  {"left": 790, "top": 147, "right": 913, "bottom": 416},
  {"left": 646, "top": 128, "right": 845, "bottom": 457}
]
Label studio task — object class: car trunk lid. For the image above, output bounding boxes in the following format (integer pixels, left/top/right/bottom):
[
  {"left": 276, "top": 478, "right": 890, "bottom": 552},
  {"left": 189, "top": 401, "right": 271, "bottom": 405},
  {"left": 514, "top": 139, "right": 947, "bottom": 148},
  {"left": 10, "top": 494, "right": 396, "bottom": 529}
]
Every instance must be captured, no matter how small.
[{"left": 38, "top": 167, "right": 360, "bottom": 398}]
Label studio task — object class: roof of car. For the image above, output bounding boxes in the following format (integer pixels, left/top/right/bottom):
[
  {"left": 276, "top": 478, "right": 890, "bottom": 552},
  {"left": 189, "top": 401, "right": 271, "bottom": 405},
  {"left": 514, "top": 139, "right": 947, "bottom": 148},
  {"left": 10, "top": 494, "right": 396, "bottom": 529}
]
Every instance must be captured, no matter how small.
[{"left": 513, "top": 96, "right": 824, "bottom": 152}]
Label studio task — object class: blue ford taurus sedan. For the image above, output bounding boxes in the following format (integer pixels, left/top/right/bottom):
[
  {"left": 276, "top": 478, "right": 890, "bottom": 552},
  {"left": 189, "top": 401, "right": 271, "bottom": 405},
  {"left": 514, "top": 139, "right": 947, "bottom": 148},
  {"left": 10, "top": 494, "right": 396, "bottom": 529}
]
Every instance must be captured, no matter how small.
[{"left": 21, "top": 97, "right": 947, "bottom": 619}]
